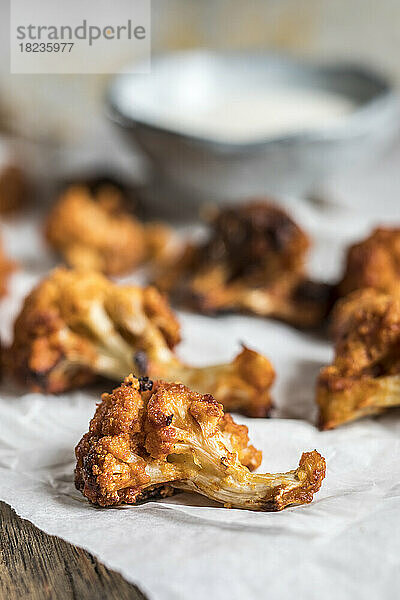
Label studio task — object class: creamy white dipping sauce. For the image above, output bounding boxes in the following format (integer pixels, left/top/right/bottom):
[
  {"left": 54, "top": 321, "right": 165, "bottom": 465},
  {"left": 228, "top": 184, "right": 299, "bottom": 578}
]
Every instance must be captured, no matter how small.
[{"left": 148, "top": 88, "right": 356, "bottom": 143}]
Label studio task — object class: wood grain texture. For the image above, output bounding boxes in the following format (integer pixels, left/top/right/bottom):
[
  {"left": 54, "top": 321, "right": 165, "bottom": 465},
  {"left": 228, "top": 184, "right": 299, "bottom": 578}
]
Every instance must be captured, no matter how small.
[{"left": 0, "top": 501, "right": 147, "bottom": 600}]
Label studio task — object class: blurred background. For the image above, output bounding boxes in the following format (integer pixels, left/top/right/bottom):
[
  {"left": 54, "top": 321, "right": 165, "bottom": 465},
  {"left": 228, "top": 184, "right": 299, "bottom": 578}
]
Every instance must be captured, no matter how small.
[{"left": 0, "top": 0, "right": 399, "bottom": 215}]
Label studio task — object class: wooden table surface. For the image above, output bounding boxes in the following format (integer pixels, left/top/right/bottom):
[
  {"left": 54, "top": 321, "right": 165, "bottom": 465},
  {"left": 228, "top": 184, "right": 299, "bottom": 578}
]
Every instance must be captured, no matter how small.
[{"left": 0, "top": 501, "right": 147, "bottom": 599}]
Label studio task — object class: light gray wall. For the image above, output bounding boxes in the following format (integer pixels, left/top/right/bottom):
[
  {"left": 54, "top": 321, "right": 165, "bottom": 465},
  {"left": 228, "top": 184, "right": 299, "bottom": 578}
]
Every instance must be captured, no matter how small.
[{"left": 153, "top": 0, "right": 400, "bottom": 78}]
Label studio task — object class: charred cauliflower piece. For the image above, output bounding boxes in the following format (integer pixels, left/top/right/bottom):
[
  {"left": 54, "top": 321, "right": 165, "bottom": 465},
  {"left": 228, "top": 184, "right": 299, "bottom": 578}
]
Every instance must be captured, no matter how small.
[
  {"left": 75, "top": 375, "right": 326, "bottom": 510},
  {"left": 339, "top": 227, "right": 400, "bottom": 298},
  {"left": 318, "top": 288, "right": 400, "bottom": 429},
  {"left": 156, "top": 200, "right": 332, "bottom": 328},
  {"left": 8, "top": 268, "right": 275, "bottom": 416},
  {"left": 45, "top": 183, "right": 172, "bottom": 275}
]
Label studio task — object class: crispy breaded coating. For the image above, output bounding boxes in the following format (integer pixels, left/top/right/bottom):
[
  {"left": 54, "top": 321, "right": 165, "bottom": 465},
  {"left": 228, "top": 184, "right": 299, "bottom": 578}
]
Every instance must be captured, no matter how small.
[
  {"left": 45, "top": 183, "right": 172, "bottom": 275},
  {"left": 330, "top": 287, "right": 382, "bottom": 343},
  {"left": 75, "top": 375, "right": 326, "bottom": 510},
  {"left": 318, "top": 288, "right": 400, "bottom": 429},
  {"left": 155, "top": 200, "right": 333, "bottom": 328},
  {"left": 339, "top": 228, "right": 400, "bottom": 298},
  {"left": 8, "top": 267, "right": 275, "bottom": 416}
]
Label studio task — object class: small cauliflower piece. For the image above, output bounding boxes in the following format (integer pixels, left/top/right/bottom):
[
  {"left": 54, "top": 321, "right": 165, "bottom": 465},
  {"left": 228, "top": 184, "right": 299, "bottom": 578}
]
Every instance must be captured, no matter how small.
[
  {"left": 45, "top": 183, "right": 172, "bottom": 275},
  {"left": 318, "top": 288, "right": 400, "bottom": 429},
  {"left": 75, "top": 375, "right": 326, "bottom": 510},
  {"left": 0, "top": 163, "right": 29, "bottom": 214},
  {"left": 339, "top": 227, "right": 400, "bottom": 298},
  {"left": 8, "top": 268, "right": 275, "bottom": 416},
  {"left": 0, "top": 234, "right": 15, "bottom": 297},
  {"left": 155, "top": 200, "right": 333, "bottom": 328}
]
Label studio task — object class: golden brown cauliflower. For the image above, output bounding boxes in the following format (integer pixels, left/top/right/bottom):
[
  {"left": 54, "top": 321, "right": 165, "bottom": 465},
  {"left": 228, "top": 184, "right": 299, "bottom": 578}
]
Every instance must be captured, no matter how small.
[
  {"left": 45, "top": 182, "right": 172, "bottom": 275},
  {"left": 155, "top": 200, "right": 333, "bottom": 328},
  {"left": 318, "top": 287, "right": 400, "bottom": 429},
  {"left": 8, "top": 268, "right": 275, "bottom": 416},
  {"left": 0, "top": 234, "right": 15, "bottom": 297},
  {"left": 0, "top": 163, "right": 29, "bottom": 214},
  {"left": 339, "top": 227, "right": 400, "bottom": 298},
  {"left": 75, "top": 374, "right": 326, "bottom": 510}
]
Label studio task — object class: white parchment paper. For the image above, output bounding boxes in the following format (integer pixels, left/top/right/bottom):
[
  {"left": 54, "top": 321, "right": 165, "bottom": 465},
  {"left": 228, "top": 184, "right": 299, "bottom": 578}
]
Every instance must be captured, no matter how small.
[{"left": 0, "top": 200, "right": 399, "bottom": 600}]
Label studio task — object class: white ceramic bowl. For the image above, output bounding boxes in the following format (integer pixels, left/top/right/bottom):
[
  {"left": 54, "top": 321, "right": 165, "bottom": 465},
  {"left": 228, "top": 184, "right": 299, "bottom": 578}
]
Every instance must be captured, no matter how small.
[{"left": 108, "top": 51, "right": 398, "bottom": 206}]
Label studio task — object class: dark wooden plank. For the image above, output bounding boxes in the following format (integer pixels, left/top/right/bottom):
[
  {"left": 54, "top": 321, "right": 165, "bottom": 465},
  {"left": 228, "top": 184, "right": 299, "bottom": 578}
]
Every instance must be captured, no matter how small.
[{"left": 0, "top": 501, "right": 147, "bottom": 600}]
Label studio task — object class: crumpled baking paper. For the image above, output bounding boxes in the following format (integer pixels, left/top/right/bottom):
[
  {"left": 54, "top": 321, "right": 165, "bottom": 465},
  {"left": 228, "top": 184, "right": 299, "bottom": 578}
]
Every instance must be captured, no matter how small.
[{"left": 0, "top": 200, "right": 400, "bottom": 600}]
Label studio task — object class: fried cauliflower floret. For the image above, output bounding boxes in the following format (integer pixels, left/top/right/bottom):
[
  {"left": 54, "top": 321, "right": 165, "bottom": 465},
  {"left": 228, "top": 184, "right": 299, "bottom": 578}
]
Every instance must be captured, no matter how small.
[
  {"left": 0, "top": 163, "right": 29, "bottom": 214},
  {"left": 45, "top": 183, "right": 172, "bottom": 275},
  {"left": 330, "top": 287, "right": 382, "bottom": 343},
  {"left": 0, "top": 235, "right": 15, "bottom": 297},
  {"left": 339, "top": 228, "right": 400, "bottom": 298},
  {"left": 318, "top": 288, "right": 400, "bottom": 429},
  {"left": 156, "top": 200, "right": 333, "bottom": 328},
  {"left": 8, "top": 268, "right": 275, "bottom": 416},
  {"left": 75, "top": 375, "right": 326, "bottom": 510}
]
